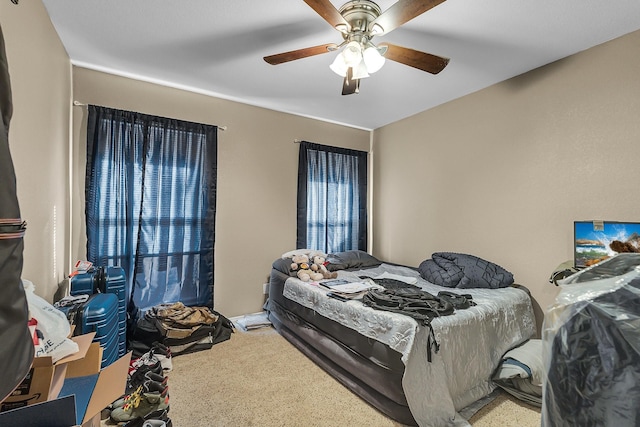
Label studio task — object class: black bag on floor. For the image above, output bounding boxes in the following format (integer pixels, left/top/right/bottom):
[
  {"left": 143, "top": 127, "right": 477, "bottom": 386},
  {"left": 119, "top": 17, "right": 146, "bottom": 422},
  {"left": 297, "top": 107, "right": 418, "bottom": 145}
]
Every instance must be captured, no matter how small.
[
  {"left": 127, "top": 315, "right": 165, "bottom": 358},
  {"left": 128, "top": 303, "right": 234, "bottom": 357}
]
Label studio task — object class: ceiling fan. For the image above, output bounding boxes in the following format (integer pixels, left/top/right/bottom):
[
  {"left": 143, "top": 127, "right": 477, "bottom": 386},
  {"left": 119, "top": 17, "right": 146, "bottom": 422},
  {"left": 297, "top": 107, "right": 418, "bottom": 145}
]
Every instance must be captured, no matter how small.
[{"left": 264, "top": 0, "right": 450, "bottom": 95}]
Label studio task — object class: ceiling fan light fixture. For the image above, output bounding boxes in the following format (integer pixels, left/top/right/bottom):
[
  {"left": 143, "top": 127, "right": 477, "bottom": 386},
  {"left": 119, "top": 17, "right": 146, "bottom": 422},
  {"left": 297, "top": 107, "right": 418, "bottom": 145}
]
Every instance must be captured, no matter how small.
[
  {"left": 351, "top": 58, "right": 370, "bottom": 79},
  {"left": 265, "top": 0, "right": 451, "bottom": 95},
  {"left": 330, "top": 54, "right": 348, "bottom": 77},
  {"left": 341, "top": 41, "right": 363, "bottom": 68},
  {"left": 363, "top": 45, "right": 385, "bottom": 73}
]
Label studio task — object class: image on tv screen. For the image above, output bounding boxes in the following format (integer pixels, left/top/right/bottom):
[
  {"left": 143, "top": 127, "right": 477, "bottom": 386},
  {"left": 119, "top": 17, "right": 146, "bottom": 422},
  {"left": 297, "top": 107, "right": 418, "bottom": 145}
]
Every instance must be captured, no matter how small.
[{"left": 574, "top": 221, "right": 640, "bottom": 268}]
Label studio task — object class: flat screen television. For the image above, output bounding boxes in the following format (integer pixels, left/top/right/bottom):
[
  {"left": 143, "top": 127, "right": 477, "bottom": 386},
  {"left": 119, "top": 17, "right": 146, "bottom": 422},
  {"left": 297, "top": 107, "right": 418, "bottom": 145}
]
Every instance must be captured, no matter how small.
[{"left": 574, "top": 220, "right": 640, "bottom": 269}]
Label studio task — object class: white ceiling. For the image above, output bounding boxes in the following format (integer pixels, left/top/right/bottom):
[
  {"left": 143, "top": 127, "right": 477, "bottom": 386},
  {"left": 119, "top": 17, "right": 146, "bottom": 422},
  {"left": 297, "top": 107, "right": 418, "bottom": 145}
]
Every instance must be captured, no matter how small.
[{"left": 41, "top": 0, "right": 640, "bottom": 130}]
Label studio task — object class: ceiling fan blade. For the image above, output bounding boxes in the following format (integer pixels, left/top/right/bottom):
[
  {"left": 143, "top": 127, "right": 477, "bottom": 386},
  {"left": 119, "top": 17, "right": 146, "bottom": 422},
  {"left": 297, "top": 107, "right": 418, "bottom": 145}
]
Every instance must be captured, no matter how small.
[
  {"left": 264, "top": 43, "right": 338, "bottom": 65},
  {"left": 342, "top": 68, "right": 360, "bottom": 95},
  {"left": 379, "top": 42, "right": 449, "bottom": 74},
  {"left": 372, "top": 0, "right": 447, "bottom": 35},
  {"left": 304, "top": 0, "right": 349, "bottom": 29}
]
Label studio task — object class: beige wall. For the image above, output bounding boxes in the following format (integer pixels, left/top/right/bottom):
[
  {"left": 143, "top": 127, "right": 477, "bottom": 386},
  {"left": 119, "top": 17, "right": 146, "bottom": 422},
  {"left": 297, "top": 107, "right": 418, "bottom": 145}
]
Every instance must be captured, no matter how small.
[
  {"left": 71, "top": 68, "right": 370, "bottom": 317},
  {"left": 373, "top": 29, "right": 640, "bottom": 333},
  {"left": 5, "top": 0, "right": 639, "bottom": 326},
  {"left": 0, "top": 1, "right": 71, "bottom": 302}
]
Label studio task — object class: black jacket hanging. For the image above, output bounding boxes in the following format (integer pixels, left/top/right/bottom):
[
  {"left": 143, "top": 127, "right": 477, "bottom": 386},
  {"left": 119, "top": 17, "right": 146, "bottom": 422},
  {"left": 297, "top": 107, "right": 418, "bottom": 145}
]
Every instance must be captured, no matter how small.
[{"left": 0, "top": 22, "right": 35, "bottom": 402}]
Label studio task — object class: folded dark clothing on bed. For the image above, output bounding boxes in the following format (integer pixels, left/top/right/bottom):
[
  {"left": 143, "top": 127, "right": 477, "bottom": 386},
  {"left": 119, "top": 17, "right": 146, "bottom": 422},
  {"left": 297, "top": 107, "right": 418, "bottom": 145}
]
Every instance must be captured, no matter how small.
[
  {"left": 361, "top": 277, "right": 420, "bottom": 291},
  {"left": 437, "top": 291, "right": 476, "bottom": 309},
  {"left": 418, "top": 252, "right": 514, "bottom": 289}
]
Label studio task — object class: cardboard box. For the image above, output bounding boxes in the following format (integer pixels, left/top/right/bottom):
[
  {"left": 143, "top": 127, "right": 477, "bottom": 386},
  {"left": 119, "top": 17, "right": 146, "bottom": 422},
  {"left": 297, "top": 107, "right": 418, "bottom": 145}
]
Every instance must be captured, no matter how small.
[
  {"left": 0, "top": 333, "right": 96, "bottom": 411},
  {"left": 0, "top": 334, "right": 131, "bottom": 427},
  {"left": 59, "top": 342, "right": 130, "bottom": 426}
]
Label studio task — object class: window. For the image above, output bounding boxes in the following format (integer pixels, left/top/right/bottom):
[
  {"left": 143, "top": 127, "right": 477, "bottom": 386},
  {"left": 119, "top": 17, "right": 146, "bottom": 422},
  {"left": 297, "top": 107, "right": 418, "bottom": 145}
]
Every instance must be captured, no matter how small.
[
  {"left": 296, "top": 141, "right": 367, "bottom": 253},
  {"left": 85, "top": 106, "right": 217, "bottom": 312}
]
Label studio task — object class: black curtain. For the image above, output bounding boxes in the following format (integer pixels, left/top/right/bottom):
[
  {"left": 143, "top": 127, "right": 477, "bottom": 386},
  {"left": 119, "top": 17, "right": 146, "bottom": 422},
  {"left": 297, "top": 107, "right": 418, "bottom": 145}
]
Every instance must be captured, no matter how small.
[
  {"left": 85, "top": 106, "right": 217, "bottom": 313},
  {"left": 0, "top": 23, "right": 34, "bottom": 401},
  {"left": 296, "top": 141, "right": 367, "bottom": 253}
]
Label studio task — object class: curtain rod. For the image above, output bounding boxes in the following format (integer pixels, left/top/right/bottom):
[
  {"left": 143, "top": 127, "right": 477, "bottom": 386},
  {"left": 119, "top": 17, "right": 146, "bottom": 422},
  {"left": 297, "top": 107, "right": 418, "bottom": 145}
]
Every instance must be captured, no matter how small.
[
  {"left": 72, "top": 101, "right": 227, "bottom": 131},
  {"left": 294, "top": 139, "right": 302, "bottom": 143}
]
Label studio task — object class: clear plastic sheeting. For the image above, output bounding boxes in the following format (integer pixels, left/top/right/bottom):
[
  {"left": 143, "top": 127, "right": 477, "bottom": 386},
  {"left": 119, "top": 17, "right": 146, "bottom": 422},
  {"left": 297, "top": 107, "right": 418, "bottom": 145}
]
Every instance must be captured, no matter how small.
[{"left": 542, "top": 253, "right": 640, "bottom": 427}]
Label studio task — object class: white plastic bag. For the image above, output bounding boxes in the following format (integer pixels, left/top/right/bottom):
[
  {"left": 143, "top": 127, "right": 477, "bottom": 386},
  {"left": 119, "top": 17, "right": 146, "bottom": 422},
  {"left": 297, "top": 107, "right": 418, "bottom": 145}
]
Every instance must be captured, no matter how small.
[{"left": 23, "top": 279, "right": 79, "bottom": 362}]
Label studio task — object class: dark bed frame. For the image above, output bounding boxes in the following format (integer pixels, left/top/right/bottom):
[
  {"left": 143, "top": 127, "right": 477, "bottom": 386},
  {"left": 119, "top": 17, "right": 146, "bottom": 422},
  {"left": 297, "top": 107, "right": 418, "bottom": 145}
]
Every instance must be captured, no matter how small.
[{"left": 266, "top": 266, "right": 418, "bottom": 426}]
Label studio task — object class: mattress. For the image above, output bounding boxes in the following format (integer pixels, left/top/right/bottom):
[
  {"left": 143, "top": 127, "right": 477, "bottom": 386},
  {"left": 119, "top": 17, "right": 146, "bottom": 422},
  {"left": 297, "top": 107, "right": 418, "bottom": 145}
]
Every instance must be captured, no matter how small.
[{"left": 267, "top": 258, "right": 536, "bottom": 427}]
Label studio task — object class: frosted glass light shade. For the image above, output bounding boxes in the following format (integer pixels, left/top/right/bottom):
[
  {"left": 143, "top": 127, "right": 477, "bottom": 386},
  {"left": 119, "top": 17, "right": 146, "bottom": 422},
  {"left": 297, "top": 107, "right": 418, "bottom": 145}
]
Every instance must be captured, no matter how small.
[
  {"left": 363, "top": 46, "right": 385, "bottom": 73},
  {"left": 330, "top": 54, "right": 348, "bottom": 77},
  {"left": 351, "top": 59, "right": 370, "bottom": 79},
  {"left": 342, "top": 41, "right": 362, "bottom": 67}
]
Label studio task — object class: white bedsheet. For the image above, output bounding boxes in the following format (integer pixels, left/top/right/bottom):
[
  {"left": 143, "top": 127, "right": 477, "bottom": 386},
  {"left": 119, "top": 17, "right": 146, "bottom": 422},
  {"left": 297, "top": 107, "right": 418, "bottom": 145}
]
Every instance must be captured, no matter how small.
[{"left": 283, "top": 263, "right": 536, "bottom": 427}]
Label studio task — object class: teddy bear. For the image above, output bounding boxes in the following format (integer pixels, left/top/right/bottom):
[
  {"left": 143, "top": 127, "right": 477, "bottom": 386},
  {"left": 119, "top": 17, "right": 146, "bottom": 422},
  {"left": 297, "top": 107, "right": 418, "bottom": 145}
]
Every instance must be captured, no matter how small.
[
  {"left": 290, "top": 253, "right": 323, "bottom": 282},
  {"left": 310, "top": 255, "right": 338, "bottom": 280}
]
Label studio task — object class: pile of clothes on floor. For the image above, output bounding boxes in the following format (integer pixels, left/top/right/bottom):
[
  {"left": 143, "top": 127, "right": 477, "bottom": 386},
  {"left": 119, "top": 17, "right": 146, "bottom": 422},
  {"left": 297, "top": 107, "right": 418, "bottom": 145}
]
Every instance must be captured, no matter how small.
[
  {"left": 104, "top": 342, "right": 173, "bottom": 427},
  {"left": 492, "top": 339, "right": 543, "bottom": 407},
  {"left": 129, "top": 302, "right": 234, "bottom": 356}
]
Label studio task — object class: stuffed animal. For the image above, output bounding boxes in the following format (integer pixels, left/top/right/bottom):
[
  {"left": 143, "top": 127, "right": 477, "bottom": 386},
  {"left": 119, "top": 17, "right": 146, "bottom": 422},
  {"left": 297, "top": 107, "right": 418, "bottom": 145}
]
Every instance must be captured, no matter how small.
[
  {"left": 290, "top": 253, "right": 323, "bottom": 282},
  {"left": 311, "top": 255, "right": 338, "bottom": 280},
  {"left": 290, "top": 253, "right": 309, "bottom": 272}
]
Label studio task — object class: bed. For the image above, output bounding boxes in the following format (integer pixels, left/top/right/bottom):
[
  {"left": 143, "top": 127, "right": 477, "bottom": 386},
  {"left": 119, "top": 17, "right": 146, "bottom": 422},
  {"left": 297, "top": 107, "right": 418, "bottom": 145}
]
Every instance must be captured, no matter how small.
[{"left": 265, "top": 250, "right": 536, "bottom": 427}]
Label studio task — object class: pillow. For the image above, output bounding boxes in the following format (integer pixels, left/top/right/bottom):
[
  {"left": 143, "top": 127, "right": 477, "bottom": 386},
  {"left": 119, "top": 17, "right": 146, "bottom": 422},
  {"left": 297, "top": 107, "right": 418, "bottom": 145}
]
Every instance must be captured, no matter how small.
[
  {"left": 281, "top": 249, "right": 326, "bottom": 259},
  {"left": 418, "top": 256, "right": 464, "bottom": 288},
  {"left": 492, "top": 339, "right": 543, "bottom": 407},
  {"left": 325, "top": 250, "right": 381, "bottom": 271},
  {"left": 272, "top": 258, "right": 294, "bottom": 276},
  {"left": 418, "top": 252, "right": 514, "bottom": 289}
]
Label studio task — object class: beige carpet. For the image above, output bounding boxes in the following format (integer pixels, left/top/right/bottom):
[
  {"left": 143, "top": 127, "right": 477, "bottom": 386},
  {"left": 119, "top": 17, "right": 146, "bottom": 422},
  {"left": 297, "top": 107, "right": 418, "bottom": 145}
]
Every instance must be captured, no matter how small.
[{"left": 167, "top": 327, "right": 541, "bottom": 427}]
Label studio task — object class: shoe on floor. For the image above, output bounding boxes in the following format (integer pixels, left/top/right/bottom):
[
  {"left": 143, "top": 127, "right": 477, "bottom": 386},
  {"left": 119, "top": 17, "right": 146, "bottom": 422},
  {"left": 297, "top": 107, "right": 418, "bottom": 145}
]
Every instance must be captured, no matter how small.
[
  {"left": 129, "top": 352, "right": 161, "bottom": 376},
  {"left": 121, "top": 409, "right": 172, "bottom": 427},
  {"left": 150, "top": 342, "right": 172, "bottom": 372},
  {"left": 112, "top": 380, "right": 169, "bottom": 409},
  {"left": 110, "top": 386, "right": 170, "bottom": 423},
  {"left": 126, "top": 368, "right": 167, "bottom": 395}
]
